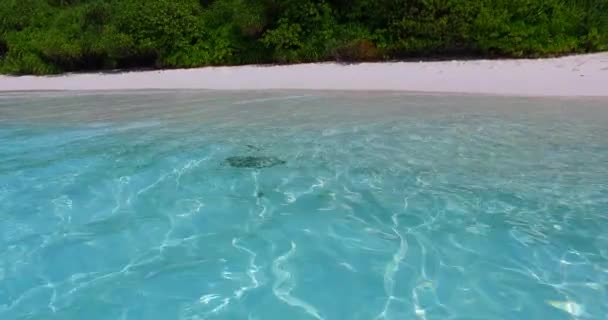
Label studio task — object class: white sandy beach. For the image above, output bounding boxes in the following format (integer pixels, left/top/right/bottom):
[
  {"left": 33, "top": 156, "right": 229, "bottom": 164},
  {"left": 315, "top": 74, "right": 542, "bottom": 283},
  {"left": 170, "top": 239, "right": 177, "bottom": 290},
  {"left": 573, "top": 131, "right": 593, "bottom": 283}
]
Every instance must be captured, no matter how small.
[{"left": 1, "top": 53, "right": 607, "bottom": 97}]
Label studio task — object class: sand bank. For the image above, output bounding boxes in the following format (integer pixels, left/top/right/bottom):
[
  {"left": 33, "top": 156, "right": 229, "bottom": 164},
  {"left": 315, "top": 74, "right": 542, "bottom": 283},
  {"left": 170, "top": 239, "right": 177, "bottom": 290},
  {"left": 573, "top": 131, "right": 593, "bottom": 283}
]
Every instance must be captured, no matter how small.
[{"left": 1, "top": 53, "right": 607, "bottom": 97}]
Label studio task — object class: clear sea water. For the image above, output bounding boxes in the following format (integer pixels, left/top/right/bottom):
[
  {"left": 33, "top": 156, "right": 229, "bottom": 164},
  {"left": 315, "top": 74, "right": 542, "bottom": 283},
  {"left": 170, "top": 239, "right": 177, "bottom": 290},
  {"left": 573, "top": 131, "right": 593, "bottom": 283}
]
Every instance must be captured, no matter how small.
[{"left": 1, "top": 91, "right": 607, "bottom": 320}]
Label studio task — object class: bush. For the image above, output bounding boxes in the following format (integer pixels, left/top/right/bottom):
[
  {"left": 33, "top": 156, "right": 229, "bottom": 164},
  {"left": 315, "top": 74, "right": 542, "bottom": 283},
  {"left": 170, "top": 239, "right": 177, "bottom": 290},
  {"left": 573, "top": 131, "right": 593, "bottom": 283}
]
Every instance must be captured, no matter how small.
[
  {"left": 262, "top": 0, "right": 337, "bottom": 63},
  {"left": 0, "top": 0, "right": 606, "bottom": 74}
]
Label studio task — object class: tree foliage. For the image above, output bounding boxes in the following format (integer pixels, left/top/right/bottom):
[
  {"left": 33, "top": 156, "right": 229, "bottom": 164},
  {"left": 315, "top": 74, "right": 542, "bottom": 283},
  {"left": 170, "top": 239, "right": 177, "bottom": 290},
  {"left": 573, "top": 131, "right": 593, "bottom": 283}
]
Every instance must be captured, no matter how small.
[{"left": 0, "top": 0, "right": 606, "bottom": 74}]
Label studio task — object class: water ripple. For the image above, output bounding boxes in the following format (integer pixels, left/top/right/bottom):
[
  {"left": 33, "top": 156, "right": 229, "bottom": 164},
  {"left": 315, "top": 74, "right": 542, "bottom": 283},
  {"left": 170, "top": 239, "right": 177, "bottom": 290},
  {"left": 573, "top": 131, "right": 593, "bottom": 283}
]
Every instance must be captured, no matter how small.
[{"left": 1, "top": 91, "right": 607, "bottom": 319}]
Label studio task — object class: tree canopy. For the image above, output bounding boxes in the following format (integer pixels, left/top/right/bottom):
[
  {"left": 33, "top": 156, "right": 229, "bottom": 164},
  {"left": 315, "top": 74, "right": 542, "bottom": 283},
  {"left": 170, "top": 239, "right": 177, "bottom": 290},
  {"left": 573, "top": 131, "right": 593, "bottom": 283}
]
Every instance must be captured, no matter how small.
[{"left": 1, "top": 0, "right": 606, "bottom": 74}]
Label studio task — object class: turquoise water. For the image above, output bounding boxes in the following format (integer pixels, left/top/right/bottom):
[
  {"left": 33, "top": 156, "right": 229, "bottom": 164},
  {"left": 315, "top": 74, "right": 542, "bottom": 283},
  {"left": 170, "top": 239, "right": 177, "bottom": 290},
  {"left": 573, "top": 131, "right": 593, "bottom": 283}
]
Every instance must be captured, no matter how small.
[{"left": 1, "top": 91, "right": 607, "bottom": 320}]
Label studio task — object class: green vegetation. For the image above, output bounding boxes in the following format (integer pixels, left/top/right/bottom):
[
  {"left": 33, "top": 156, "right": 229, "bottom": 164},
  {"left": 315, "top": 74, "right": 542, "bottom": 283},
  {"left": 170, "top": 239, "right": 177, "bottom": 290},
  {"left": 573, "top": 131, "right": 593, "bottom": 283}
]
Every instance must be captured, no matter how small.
[{"left": 1, "top": 0, "right": 607, "bottom": 74}]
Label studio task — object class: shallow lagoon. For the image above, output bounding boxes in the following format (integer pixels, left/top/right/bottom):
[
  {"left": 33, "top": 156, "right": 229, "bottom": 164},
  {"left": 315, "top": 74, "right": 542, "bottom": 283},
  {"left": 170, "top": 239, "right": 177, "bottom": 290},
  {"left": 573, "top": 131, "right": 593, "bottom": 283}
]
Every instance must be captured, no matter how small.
[{"left": 1, "top": 91, "right": 607, "bottom": 319}]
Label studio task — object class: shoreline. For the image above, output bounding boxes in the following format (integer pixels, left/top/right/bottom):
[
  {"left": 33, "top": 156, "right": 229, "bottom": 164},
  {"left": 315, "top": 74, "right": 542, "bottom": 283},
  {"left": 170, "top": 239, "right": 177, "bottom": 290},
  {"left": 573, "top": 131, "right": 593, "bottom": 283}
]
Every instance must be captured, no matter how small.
[{"left": 1, "top": 53, "right": 607, "bottom": 97}]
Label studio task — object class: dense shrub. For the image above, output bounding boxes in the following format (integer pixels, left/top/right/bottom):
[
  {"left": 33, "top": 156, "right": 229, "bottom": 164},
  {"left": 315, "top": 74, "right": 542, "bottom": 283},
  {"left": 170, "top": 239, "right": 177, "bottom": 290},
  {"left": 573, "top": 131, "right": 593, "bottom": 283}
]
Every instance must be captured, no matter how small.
[{"left": 0, "top": 0, "right": 606, "bottom": 74}]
